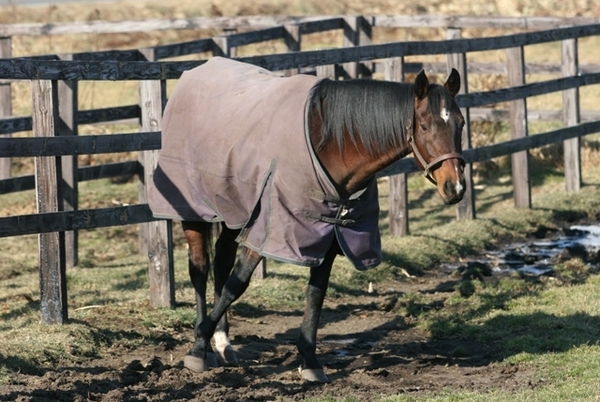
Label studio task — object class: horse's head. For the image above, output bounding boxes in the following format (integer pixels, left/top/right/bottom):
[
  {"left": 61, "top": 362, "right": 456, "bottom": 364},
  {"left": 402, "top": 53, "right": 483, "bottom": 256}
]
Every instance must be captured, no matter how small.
[{"left": 410, "top": 69, "right": 466, "bottom": 205}]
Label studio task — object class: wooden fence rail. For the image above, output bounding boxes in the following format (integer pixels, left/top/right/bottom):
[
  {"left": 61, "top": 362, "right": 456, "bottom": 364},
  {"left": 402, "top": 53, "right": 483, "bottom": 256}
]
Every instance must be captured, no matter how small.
[
  {"left": 0, "top": 160, "right": 138, "bottom": 194},
  {"left": 2, "top": 14, "right": 600, "bottom": 38},
  {"left": 2, "top": 18, "right": 600, "bottom": 323}
]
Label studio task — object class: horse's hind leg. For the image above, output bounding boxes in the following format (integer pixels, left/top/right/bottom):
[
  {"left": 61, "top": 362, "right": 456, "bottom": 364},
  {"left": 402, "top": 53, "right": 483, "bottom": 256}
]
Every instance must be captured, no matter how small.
[
  {"left": 182, "top": 220, "right": 218, "bottom": 372},
  {"left": 297, "top": 242, "right": 339, "bottom": 383},
  {"left": 185, "top": 244, "right": 262, "bottom": 372},
  {"left": 212, "top": 224, "right": 240, "bottom": 365}
]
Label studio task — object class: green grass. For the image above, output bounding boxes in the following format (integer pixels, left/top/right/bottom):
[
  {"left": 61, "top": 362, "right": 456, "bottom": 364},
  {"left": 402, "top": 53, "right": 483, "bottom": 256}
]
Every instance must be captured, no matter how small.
[
  {"left": 394, "top": 270, "right": 599, "bottom": 400},
  {"left": 303, "top": 274, "right": 600, "bottom": 401}
]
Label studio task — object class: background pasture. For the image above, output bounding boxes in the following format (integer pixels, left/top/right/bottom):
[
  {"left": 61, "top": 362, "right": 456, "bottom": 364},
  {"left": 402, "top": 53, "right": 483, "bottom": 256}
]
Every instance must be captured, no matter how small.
[{"left": 1, "top": 0, "right": 600, "bottom": 401}]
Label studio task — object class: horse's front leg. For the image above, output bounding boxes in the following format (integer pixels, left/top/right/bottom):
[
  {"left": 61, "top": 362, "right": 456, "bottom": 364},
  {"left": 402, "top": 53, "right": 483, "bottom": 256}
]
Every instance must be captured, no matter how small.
[
  {"left": 185, "top": 245, "right": 262, "bottom": 372},
  {"left": 297, "top": 242, "right": 339, "bottom": 383}
]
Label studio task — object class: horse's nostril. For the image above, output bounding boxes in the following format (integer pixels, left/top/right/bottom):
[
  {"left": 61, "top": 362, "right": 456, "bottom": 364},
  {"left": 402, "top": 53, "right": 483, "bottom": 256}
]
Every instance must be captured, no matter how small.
[{"left": 444, "top": 179, "right": 456, "bottom": 196}]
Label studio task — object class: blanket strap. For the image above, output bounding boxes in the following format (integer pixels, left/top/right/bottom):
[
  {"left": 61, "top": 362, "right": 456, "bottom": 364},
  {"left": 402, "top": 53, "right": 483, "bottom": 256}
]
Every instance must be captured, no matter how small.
[{"left": 306, "top": 211, "right": 356, "bottom": 227}]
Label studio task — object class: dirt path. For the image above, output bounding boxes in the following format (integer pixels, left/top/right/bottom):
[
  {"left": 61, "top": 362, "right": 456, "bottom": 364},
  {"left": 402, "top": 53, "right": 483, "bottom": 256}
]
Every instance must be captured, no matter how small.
[{"left": 1, "top": 273, "right": 539, "bottom": 402}]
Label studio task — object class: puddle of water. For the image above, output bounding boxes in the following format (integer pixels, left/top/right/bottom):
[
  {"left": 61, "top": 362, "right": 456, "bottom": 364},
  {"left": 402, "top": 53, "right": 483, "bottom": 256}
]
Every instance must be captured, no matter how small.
[
  {"left": 322, "top": 338, "right": 357, "bottom": 345},
  {"left": 569, "top": 225, "right": 600, "bottom": 249},
  {"left": 444, "top": 225, "right": 600, "bottom": 277},
  {"left": 322, "top": 338, "right": 357, "bottom": 357},
  {"left": 516, "top": 265, "right": 554, "bottom": 277}
]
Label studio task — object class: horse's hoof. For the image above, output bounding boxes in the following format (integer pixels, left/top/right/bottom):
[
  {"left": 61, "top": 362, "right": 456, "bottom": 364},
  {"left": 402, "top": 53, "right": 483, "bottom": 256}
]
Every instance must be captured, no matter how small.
[
  {"left": 217, "top": 345, "right": 239, "bottom": 366},
  {"left": 299, "top": 366, "right": 330, "bottom": 383},
  {"left": 184, "top": 352, "right": 218, "bottom": 373}
]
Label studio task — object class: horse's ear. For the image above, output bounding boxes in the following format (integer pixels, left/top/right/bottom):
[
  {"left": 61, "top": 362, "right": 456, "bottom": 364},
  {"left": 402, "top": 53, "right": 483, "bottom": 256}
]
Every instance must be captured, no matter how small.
[
  {"left": 444, "top": 68, "right": 461, "bottom": 97},
  {"left": 414, "top": 70, "right": 429, "bottom": 99}
]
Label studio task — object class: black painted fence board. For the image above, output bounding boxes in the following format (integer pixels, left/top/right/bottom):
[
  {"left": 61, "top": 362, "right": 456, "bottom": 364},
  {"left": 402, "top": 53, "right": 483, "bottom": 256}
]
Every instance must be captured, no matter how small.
[
  {"left": 0, "top": 132, "right": 160, "bottom": 157},
  {"left": 153, "top": 38, "right": 214, "bottom": 60},
  {"left": 0, "top": 116, "right": 32, "bottom": 134},
  {"left": 300, "top": 18, "right": 344, "bottom": 35},
  {"left": 457, "top": 73, "right": 600, "bottom": 108},
  {"left": 0, "top": 105, "right": 140, "bottom": 135},
  {"left": 0, "top": 159, "right": 139, "bottom": 196},
  {"left": 0, "top": 204, "right": 156, "bottom": 238},
  {"left": 378, "top": 120, "right": 600, "bottom": 177},
  {"left": 77, "top": 105, "right": 140, "bottom": 125},
  {"left": 3, "top": 24, "right": 600, "bottom": 80}
]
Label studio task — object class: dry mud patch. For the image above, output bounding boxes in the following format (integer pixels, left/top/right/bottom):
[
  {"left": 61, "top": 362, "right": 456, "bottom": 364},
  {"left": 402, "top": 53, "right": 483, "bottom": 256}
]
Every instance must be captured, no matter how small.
[{"left": 1, "top": 274, "right": 538, "bottom": 402}]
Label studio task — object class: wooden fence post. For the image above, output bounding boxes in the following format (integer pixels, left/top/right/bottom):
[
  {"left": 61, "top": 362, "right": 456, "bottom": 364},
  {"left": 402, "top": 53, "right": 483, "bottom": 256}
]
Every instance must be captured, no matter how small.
[
  {"left": 384, "top": 57, "right": 409, "bottom": 237},
  {"left": 316, "top": 64, "right": 336, "bottom": 80},
  {"left": 283, "top": 23, "right": 301, "bottom": 77},
  {"left": 506, "top": 46, "right": 531, "bottom": 208},
  {"left": 446, "top": 27, "right": 475, "bottom": 220},
  {"left": 138, "top": 47, "right": 160, "bottom": 257},
  {"left": 140, "top": 78, "right": 175, "bottom": 308},
  {"left": 561, "top": 37, "right": 581, "bottom": 192},
  {"left": 57, "top": 53, "right": 78, "bottom": 268},
  {"left": 32, "top": 79, "right": 67, "bottom": 324},
  {"left": 343, "top": 16, "right": 373, "bottom": 78},
  {"left": 213, "top": 36, "right": 236, "bottom": 58},
  {"left": 0, "top": 37, "right": 11, "bottom": 179}
]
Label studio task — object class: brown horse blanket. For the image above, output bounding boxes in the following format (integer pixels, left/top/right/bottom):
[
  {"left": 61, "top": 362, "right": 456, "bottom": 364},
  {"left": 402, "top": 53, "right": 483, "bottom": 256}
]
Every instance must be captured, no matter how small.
[{"left": 148, "top": 57, "right": 381, "bottom": 269}]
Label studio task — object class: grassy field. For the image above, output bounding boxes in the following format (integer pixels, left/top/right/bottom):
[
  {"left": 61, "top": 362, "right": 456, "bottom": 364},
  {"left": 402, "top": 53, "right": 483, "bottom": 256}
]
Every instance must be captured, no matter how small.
[
  {"left": 2, "top": 0, "right": 600, "bottom": 400},
  {"left": 2, "top": 167, "right": 600, "bottom": 400}
]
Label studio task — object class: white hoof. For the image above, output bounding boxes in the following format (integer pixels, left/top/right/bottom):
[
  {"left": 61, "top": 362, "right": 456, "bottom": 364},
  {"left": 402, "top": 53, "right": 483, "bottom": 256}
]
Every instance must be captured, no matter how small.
[
  {"left": 214, "top": 331, "right": 238, "bottom": 366},
  {"left": 217, "top": 345, "right": 239, "bottom": 366}
]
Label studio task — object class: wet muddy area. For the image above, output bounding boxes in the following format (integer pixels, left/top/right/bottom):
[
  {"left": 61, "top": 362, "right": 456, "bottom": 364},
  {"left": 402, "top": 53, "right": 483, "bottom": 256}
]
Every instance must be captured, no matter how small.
[{"left": 444, "top": 225, "right": 600, "bottom": 280}]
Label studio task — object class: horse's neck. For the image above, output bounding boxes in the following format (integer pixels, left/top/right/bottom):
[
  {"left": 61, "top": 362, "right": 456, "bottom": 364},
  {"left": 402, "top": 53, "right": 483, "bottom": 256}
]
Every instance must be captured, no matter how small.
[{"left": 308, "top": 114, "right": 410, "bottom": 199}]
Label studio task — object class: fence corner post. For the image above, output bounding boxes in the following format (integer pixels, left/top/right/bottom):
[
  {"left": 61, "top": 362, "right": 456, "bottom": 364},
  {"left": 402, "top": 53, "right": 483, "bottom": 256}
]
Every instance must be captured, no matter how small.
[{"left": 140, "top": 78, "right": 174, "bottom": 308}]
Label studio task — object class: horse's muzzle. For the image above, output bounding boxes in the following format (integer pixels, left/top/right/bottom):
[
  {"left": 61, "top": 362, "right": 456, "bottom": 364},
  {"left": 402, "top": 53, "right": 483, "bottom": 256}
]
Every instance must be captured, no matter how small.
[{"left": 441, "top": 177, "right": 466, "bottom": 205}]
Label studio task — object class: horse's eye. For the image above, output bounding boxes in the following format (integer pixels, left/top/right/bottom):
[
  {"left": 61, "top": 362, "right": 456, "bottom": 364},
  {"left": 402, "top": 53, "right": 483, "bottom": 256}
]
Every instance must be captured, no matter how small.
[{"left": 420, "top": 123, "right": 428, "bottom": 131}]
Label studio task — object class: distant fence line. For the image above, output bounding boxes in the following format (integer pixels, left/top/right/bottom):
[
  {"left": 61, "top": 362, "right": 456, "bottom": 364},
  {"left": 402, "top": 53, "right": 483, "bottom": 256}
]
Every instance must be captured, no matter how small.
[
  {"left": 1, "top": 16, "right": 599, "bottom": 324},
  {"left": 2, "top": 14, "right": 600, "bottom": 37},
  {"left": 1, "top": 20, "right": 600, "bottom": 139}
]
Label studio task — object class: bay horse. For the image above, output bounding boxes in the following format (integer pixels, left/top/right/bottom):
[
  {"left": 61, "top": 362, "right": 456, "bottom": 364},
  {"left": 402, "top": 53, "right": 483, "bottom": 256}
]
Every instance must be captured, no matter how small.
[{"left": 148, "top": 57, "right": 466, "bottom": 383}]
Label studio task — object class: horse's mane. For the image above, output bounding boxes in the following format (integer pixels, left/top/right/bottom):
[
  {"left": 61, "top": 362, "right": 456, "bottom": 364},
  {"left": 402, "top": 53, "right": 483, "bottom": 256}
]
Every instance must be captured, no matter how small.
[{"left": 308, "top": 78, "right": 415, "bottom": 156}]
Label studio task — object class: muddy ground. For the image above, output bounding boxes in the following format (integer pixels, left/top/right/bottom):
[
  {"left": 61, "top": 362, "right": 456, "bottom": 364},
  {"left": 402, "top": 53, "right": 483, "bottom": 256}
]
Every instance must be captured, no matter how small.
[{"left": 0, "top": 270, "right": 541, "bottom": 402}]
